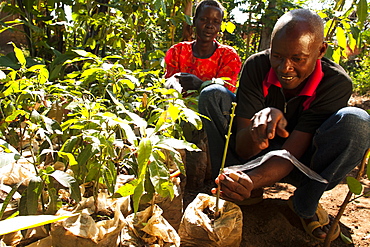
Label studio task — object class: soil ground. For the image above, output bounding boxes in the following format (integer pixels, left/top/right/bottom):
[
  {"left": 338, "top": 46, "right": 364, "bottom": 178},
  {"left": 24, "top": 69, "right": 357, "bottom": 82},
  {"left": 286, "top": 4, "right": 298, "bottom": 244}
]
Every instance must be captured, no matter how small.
[
  {"left": 184, "top": 166, "right": 370, "bottom": 247},
  {"left": 184, "top": 94, "right": 370, "bottom": 247}
]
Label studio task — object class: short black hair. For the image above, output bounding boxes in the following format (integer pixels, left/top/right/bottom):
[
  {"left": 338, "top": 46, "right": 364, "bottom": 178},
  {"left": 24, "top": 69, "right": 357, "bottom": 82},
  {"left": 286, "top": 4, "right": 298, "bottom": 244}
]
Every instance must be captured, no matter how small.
[
  {"left": 194, "top": 0, "right": 224, "bottom": 20},
  {"left": 272, "top": 9, "right": 324, "bottom": 43}
]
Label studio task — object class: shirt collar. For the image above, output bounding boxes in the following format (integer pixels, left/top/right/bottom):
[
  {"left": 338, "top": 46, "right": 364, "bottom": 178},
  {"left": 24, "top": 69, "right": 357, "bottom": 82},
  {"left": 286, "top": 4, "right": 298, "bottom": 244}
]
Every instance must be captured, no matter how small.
[{"left": 263, "top": 59, "right": 324, "bottom": 97}]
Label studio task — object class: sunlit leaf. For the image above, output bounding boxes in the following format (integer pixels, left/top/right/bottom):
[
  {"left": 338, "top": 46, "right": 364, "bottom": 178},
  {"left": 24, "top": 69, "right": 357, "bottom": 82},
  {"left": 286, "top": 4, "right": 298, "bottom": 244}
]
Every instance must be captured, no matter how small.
[
  {"left": 11, "top": 42, "right": 26, "bottom": 67},
  {"left": 336, "top": 26, "right": 346, "bottom": 49},
  {"left": 0, "top": 70, "right": 6, "bottom": 80},
  {"left": 332, "top": 47, "right": 341, "bottom": 64},
  {"left": 168, "top": 103, "right": 180, "bottom": 121},
  {"left": 114, "top": 179, "right": 138, "bottom": 197},
  {"left": 156, "top": 137, "right": 200, "bottom": 152},
  {"left": 137, "top": 138, "right": 152, "bottom": 169},
  {"left": 334, "top": 0, "right": 345, "bottom": 10},
  {"left": 225, "top": 21, "right": 236, "bottom": 34},
  {"left": 0, "top": 214, "right": 75, "bottom": 235},
  {"left": 221, "top": 22, "right": 226, "bottom": 32},
  {"left": 318, "top": 12, "right": 327, "bottom": 18},
  {"left": 346, "top": 176, "right": 362, "bottom": 195},
  {"left": 5, "top": 109, "right": 27, "bottom": 122},
  {"left": 182, "top": 108, "right": 202, "bottom": 130},
  {"left": 58, "top": 151, "right": 78, "bottom": 166}
]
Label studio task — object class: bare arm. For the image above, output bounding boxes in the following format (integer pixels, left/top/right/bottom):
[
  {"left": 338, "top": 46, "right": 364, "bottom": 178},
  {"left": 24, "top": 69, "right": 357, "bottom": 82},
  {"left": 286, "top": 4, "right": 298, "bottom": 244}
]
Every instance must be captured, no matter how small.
[{"left": 216, "top": 107, "right": 313, "bottom": 202}]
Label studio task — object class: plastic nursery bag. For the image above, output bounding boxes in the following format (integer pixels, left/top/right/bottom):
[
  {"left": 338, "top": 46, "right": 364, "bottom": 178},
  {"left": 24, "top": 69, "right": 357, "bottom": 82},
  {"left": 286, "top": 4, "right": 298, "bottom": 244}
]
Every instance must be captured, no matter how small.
[
  {"left": 121, "top": 204, "right": 180, "bottom": 247},
  {"left": 179, "top": 193, "right": 243, "bottom": 247},
  {"left": 50, "top": 193, "right": 130, "bottom": 247}
]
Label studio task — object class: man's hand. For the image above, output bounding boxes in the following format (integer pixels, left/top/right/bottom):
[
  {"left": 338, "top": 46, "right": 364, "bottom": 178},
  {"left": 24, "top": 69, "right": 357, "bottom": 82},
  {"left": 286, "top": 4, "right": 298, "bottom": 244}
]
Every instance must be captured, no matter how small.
[
  {"left": 250, "top": 107, "right": 289, "bottom": 149},
  {"left": 174, "top": 72, "right": 203, "bottom": 91},
  {"left": 211, "top": 170, "right": 254, "bottom": 203}
]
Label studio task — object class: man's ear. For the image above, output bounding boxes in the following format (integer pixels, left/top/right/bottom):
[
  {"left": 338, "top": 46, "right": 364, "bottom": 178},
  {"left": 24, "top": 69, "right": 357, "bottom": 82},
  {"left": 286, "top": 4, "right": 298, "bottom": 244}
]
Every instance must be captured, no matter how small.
[{"left": 318, "top": 42, "right": 328, "bottom": 59}]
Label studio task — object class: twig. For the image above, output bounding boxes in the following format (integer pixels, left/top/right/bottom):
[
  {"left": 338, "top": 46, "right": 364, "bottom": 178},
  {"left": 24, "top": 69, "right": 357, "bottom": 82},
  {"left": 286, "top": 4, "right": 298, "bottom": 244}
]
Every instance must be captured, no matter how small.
[
  {"left": 215, "top": 102, "right": 237, "bottom": 219},
  {"left": 323, "top": 148, "right": 370, "bottom": 247}
]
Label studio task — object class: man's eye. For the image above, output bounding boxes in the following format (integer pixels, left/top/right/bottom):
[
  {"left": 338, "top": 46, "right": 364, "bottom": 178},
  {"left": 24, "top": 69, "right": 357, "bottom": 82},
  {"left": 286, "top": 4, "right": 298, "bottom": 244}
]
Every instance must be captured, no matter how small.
[{"left": 292, "top": 57, "right": 303, "bottom": 62}]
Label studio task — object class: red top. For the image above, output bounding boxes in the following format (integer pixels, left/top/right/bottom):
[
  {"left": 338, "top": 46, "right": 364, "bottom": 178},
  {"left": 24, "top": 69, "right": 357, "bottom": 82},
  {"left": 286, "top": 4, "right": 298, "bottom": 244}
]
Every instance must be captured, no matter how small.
[{"left": 164, "top": 41, "right": 242, "bottom": 93}]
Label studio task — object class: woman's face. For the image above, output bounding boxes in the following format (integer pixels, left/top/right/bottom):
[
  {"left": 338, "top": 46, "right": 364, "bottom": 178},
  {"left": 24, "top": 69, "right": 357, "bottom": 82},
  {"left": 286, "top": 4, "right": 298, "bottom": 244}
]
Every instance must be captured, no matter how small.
[{"left": 194, "top": 6, "right": 222, "bottom": 43}]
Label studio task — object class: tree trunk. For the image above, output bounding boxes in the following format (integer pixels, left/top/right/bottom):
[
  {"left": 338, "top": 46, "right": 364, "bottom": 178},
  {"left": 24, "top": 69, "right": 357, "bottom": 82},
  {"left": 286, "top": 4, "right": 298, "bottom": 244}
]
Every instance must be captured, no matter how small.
[
  {"left": 182, "top": 0, "right": 194, "bottom": 41},
  {"left": 258, "top": 0, "right": 276, "bottom": 51}
]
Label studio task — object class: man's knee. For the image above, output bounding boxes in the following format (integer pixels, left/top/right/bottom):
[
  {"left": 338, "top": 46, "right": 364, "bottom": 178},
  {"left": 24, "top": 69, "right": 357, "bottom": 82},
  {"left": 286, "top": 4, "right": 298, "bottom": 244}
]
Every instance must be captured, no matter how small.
[{"left": 336, "top": 107, "right": 370, "bottom": 135}]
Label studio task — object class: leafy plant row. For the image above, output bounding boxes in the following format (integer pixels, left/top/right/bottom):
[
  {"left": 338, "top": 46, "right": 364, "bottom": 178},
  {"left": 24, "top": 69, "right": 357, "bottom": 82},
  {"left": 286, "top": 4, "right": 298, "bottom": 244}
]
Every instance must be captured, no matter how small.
[{"left": 0, "top": 44, "right": 202, "bottom": 221}]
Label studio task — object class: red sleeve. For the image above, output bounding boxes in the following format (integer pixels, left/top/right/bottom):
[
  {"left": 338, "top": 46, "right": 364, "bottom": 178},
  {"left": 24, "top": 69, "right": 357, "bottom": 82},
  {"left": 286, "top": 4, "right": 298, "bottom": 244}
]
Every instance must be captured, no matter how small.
[
  {"left": 164, "top": 44, "right": 180, "bottom": 78},
  {"left": 216, "top": 46, "right": 242, "bottom": 93}
]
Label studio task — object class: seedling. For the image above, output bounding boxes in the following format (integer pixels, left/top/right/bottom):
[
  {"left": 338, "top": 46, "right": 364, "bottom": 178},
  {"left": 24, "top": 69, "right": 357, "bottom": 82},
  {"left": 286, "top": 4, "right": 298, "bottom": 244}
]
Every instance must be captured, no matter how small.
[{"left": 215, "top": 102, "right": 237, "bottom": 219}]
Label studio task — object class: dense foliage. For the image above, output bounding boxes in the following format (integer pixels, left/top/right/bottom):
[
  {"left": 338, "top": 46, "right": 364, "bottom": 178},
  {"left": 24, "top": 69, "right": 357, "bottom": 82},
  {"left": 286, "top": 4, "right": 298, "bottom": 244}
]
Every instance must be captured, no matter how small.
[{"left": 0, "top": 0, "right": 368, "bottom": 222}]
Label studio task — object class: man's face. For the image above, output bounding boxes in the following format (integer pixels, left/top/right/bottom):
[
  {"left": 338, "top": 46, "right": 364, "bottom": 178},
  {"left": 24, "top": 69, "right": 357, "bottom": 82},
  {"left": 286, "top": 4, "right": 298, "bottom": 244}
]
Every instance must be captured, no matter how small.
[
  {"left": 270, "top": 27, "right": 326, "bottom": 90},
  {"left": 194, "top": 6, "right": 222, "bottom": 42}
]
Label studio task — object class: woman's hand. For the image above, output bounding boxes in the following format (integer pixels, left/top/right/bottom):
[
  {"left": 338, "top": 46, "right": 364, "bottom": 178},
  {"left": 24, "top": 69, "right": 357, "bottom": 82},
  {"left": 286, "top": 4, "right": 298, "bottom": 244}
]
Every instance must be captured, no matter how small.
[{"left": 174, "top": 72, "right": 203, "bottom": 91}]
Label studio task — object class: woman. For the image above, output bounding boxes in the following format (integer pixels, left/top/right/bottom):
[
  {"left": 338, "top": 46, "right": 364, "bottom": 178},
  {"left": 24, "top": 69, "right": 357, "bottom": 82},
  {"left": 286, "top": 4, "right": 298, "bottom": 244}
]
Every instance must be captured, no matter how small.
[{"left": 164, "top": 0, "right": 241, "bottom": 93}]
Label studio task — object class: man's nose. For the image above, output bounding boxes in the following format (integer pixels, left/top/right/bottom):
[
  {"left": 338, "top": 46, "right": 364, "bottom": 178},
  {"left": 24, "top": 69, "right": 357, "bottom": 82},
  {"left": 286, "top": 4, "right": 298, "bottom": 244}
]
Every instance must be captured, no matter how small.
[{"left": 279, "top": 58, "right": 294, "bottom": 73}]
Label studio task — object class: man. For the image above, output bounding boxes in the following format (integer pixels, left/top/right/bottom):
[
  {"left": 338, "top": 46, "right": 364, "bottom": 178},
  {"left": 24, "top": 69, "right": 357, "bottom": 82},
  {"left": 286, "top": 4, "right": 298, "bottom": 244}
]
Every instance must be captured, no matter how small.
[{"left": 198, "top": 9, "right": 369, "bottom": 242}]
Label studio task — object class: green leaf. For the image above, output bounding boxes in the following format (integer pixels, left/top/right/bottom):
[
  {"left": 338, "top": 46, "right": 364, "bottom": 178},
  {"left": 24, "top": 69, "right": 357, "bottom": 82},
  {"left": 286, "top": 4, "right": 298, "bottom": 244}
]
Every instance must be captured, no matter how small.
[
  {"left": 102, "top": 161, "right": 117, "bottom": 194},
  {"left": 357, "top": 0, "right": 368, "bottom": 28},
  {"left": 150, "top": 154, "right": 173, "bottom": 199},
  {"left": 132, "top": 179, "right": 145, "bottom": 213},
  {"left": 50, "top": 170, "right": 81, "bottom": 203},
  {"left": 132, "top": 138, "right": 153, "bottom": 213},
  {"left": 340, "top": 232, "right": 353, "bottom": 244},
  {"left": 0, "top": 214, "right": 75, "bottom": 235},
  {"left": 184, "top": 14, "right": 192, "bottom": 26},
  {"left": 346, "top": 176, "right": 362, "bottom": 195},
  {"left": 367, "top": 152, "right": 370, "bottom": 178},
  {"left": 137, "top": 138, "right": 152, "bottom": 171},
  {"left": 0, "top": 181, "right": 23, "bottom": 219},
  {"left": 30, "top": 110, "right": 42, "bottom": 124},
  {"left": 26, "top": 176, "right": 44, "bottom": 215}
]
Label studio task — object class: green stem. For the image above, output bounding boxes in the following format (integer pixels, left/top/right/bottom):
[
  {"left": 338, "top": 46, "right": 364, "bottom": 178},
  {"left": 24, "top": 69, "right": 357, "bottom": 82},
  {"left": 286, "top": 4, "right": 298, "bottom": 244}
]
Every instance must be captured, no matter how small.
[{"left": 215, "top": 102, "right": 237, "bottom": 219}]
